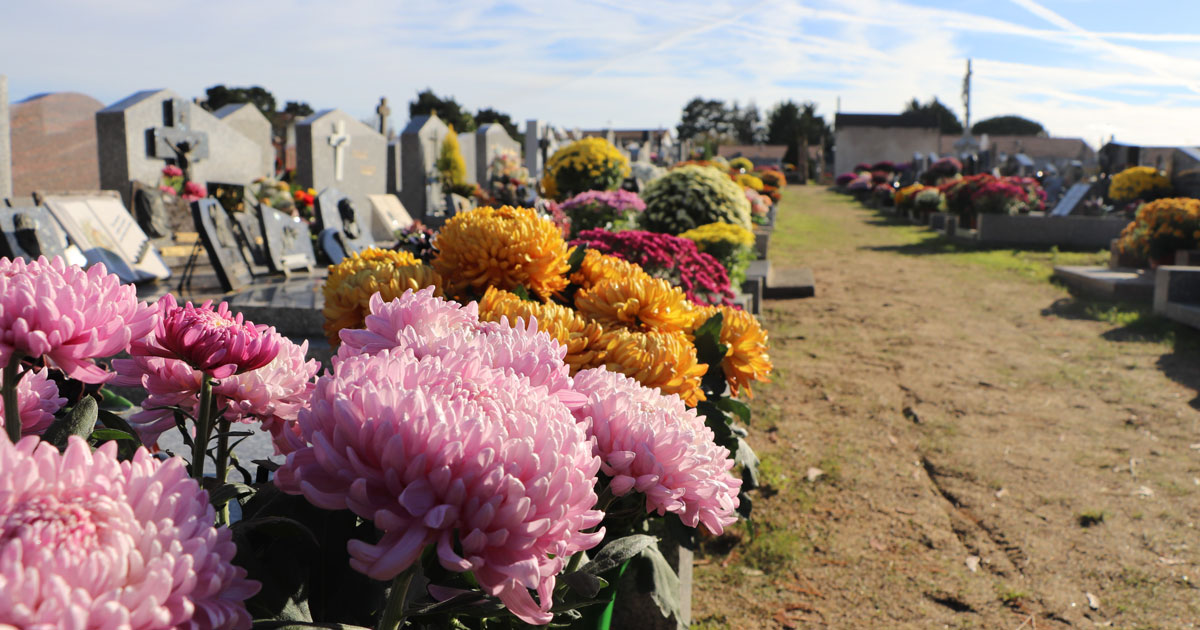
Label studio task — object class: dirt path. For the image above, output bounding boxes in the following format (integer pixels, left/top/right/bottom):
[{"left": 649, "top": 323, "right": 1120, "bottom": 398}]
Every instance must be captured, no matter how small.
[{"left": 692, "top": 186, "right": 1200, "bottom": 629}]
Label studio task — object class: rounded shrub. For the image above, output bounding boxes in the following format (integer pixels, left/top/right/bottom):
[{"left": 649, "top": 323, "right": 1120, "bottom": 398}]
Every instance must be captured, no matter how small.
[{"left": 641, "top": 165, "right": 753, "bottom": 234}]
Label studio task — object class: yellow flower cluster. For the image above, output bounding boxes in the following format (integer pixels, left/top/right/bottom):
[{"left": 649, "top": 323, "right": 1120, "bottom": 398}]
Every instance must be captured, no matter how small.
[
  {"left": 735, "top": 173, "right": 764, "bottom": 191},
  {"left": 322, "top": 248, "right": 443, "bottom": 346},
  {"left": 477, "top": 287, "right": 607, "bottom": 374},
  {"left": 894, "top": 183, "right": 928, "bottom": 209},
  {"left": 1109, "top": 166, "right": 1171, "bottom": 203},
  {"left": 692, "top": 305, "right": 773, "bottom": 397},
  {"left": 540, "top": 137, "right": 631, "bottom": 200},
  {"left": 678, "top": 222, "right": 755, "bottom": 248},
  {"left": 433, "top": 205, "right": 572, "bottom": 300},
  {"left": 1117, "top": 197, "right": 1200, "bottom": 260},
  {"left": 599, "top": 329, "right": 708, "bottom": 405}
]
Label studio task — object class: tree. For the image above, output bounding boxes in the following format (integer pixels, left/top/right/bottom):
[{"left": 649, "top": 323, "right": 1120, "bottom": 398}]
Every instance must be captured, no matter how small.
[
  {"left": 436, "top": 124, "right": 469, "bottom": 194},
  {"left": 732, "top": 101, "right": 766, "bottom": 145},
  {"left": 972, "top": 115, "right": 1045, "bottom": 136},
  {"left": 282, "top": 101, "right": 314, "bottom": 118},
  {"left": 767, "top": 100, "right": 831, "bottom": 167},
  {"left": 202, "top": 85, "right": 276, "bottom": 119},
  {"left": 676, "top": 97, "right": 735, "bottom": 142},
  {"left": 475, "top": 107, "right": 521, "bottom": 142},
  {"left": 901, "top": 97, "right": 963, "bottom": 135},
  {"left": 410, "top": 89, "right": 476, "bottom": 132}
]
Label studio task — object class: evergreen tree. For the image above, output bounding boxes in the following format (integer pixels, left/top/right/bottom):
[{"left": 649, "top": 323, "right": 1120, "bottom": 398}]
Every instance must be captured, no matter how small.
[
  {"left": 410, "top": 89, "right": 476, "bottom": 132},
  {"left": 436, "top": 125, "right": 469, "bottom": 192},
  {"left": 901, "top": 97, "right": 963, "bottom": 134},
  {"left": 972, "top": 115, "right": 1046, "bottom": 136}
]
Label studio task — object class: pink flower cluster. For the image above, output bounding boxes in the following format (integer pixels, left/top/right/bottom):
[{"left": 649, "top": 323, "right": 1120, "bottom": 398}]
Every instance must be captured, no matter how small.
[
  {"left": 560, "top": 189, "right": 646, "bottom": 215},
  {"left": 182, "top": 180, "right": 207, "bottom": 202},
  {"left": 0, "top": 256, "right": 156, "bottom": 383},
  {"left": 0, "top": 436, "right": 258, "bottom": 630},
  {"left": 0, "top": 367, "right": 65, "bottom": 437},
  {"left": 114, "top": 296, "right": 317, "bottom": 453},
  {"left": 571, "top": 229, "right": 736, "bottom": 306},
  {"left": 161, "top": 165, "right": 184, "bottom": 178},
  {"left": 572, "top": 367, "right": 741, "bottom": 533}
]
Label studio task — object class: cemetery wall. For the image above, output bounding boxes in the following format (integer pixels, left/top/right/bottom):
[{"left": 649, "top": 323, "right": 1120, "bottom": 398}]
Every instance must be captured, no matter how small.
[{"left": 834, "top": 126, "right": 939, "bottom": 176}]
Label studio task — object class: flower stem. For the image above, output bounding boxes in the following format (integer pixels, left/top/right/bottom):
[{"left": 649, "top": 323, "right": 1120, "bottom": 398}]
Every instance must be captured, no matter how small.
[
  {"left": 2, "top": 353, "right": 23, "bottom": 442},
  {"left": 191, "top": 373, "right": 214, "bottom": 482},
  {"left": 214, "top": 417, "right": 232, "bottom": 525},
  {"left": 377, "top": 565, "right": 417, "bottom": 630}
]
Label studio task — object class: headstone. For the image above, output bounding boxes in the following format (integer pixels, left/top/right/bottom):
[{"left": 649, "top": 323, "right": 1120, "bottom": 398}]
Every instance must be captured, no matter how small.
[
  {"left": 0, "top": 75, "right": 11, "bottom": 199},
  {"left": 129, "top": 180, "right": 173, "bottom": 239},
  {"left": 192, "top": 198, "right": 252, "bottom": 292},
  {"left": 386, "top": 140, "right": 402, "bottom": 195},
  {"left": 367, "top": 193, "right": 412, "bottom": 238},
  {"left": 374, "top": 97, "right": 391, "bottom": 136},
  {"left": 318, "top": 228, "right": 346, "bottom": 265},
  {"left": 227, "top": 198, "right": 271, "bottom": 275},
  {"left": 457, "top": 129, "right": 478, "bottom": 185},
  {"left": 295, "top": 109, "right": 387, "bottom": 216},
  {"left": 258, "top": 199, "right": 317, "bottom": 274},
  {"left": 1171, "top": 148, "right": 1200, "bottom": 199},
  {"left": 0, "top": 204, "right": 85, "bottom": 266},
  {"left": 399, "top": 114, "right": 449, "bottom": 223},
  {"left": 42, "top": 192, "right": 171, "bottom": 283},
  {"left": 9, "top": 92, "right": 103, "bottom": 197},
  {"left": 315, "top": 187, "right": 373, "bottom": 255},
  {"left": 213, "top": 103, "right": 274, "bottom": 179},
  {"left": 1049, "top": 182, "right": 1091, "bottom": 217},
  {"left": 524, "top": 119, "right": 545, "bottom": 180},
  {"left": 475, "top": 124, "right": 520, "bottom": 186},
  {"left": 96, "top": 89, "right": 268, "bottom": 208}
]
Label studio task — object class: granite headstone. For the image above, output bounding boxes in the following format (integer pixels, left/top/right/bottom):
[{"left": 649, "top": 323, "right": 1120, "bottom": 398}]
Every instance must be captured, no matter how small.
[
  {"left": 0, "top": 75, "right": 11, "bottom": 199},
  {"left": 295, "top": 109, "right": 386, "bottom": 216},
  {"left": 399, "top": 114, "right": 449, "bottom": 224},
  {"left": 1049, "top": 182, "right": 1092, "bottom": 217},
  {"left": 0, "top": 204, "right": 85, "bottom": 265},
  {"left": 259, "top": 201, "right": 317, "bottom": 274},
  {"left": 192, "top": 198, "right": 252, "bottom": 292},
  {"left": 42, "top": 192, "right": 171, "bottom": 283},
  {"left": 474, "top": 124, "right": 520, "bottom": 186},
  {"left": 213, "top": 103, "right": 275, "bottom": 178}
]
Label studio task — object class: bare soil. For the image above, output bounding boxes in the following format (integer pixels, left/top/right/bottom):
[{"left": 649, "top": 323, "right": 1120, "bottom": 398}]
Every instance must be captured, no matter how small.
[{"left": 691, "top": 186, "right": 1200, "bottom": 629}]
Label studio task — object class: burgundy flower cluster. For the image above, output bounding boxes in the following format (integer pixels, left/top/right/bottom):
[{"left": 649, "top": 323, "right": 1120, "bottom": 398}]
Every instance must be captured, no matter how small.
[{"left": 572, "top": 229, "right": 736, "bottom": 306}]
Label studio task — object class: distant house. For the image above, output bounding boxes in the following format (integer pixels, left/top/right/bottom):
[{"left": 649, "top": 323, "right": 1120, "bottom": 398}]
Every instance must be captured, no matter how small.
[
  {"left": 717, "top": 145, "right": 788, "bottom": 168},
  {"left": 833, "top": 113, "right": 940, "bottom": 176}
]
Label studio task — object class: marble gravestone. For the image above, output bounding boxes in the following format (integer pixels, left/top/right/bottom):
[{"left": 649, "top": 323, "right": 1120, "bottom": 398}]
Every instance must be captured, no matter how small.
[
  {"left": 192, "top": 198, "right": 252, "bottom": 292},
  {"left": 474, "top": 124, "right": 520, "bottom": 186},
  {"left": 96, "top": 89, "right": 270, "bottom": 210},
  {"left": 0, "top": 204, "right": 86, "bottom": 266},
  {"left": 42, "top": 192, "right": 171, "bottom": 284},
  {"left": 295, "top": 109, "right": 386, "bottom": 217},
  {"left": 258, "top": 200, "right": 316, "bottom": 274},
  {"left": 367, "top": 193, "right": 412, "bottom": 239},
  {"left": 399, "top": 114, "right": 449, "bottom": 225},
  {"left": 213, "top": 104, "right": 275, "bottom": 178},
  {"left": 315, "top": 187, "right": 374, "bottom": 256}
]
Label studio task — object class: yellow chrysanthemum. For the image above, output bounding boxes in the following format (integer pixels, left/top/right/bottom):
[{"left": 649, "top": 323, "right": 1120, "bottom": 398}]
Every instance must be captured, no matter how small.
[
  {"left": 695, "top": 306, "right": 772, "bottom": 397},
  {"left": 735, "top": 173, "right": 764, "bottom": 191},
  {"left": 600, "top": 328, "right": 707, "bottom": 406},
  {"left": 569, "top": 250, "right": 650, "bottom": 291},
  {"left": 678, "top": 222, "right": 755, "bottom": 248},
  {"left": 477, "top": 287, "right": 608, "bottom": 374},
  {"left": 322, "top": 247, "right": 443, "bottom": 346},
  {"left": 433, "top": 205, "right": 571, "bottom": 300},
  {"left": 575, "top": 274, "right": 696, "bottom": 334}
]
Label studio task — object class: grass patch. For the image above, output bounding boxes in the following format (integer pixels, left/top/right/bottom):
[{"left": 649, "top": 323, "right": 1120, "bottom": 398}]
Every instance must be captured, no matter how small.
[
  {"left": 690, "top": 614, "right": 731, "bottom": 630},
  {"left": 740, "top": 523, "right": 807, "bottom": 573}
]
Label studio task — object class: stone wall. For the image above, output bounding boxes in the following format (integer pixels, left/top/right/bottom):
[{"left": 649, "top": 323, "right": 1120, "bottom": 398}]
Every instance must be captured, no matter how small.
[{"left": 834, "top": 126, "right": 940, "bottom": 176}]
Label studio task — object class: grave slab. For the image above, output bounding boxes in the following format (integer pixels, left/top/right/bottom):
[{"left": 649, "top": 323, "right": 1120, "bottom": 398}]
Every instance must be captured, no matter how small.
[
  {"left": 975, "top": 214, "right": 1128, "bottom": 249},
  {"left": 42, "top": 192, "right": 171, "bottom": 283},
  {"left": 192, "top": 198, "right": 252, "bottom": 292},
  {"left": 1052, "top": 265, "right": 1154, "bottom": 302},
  {"left": 0, "top": 75, "right": 10, "bottom": 199},
  {"left": 259, "top": 201, "right": 317, "bottom": 274},
  {"left": 1153, "top": 265, "right": 1200, "bottom": 329},
  {"left": 226, "top": 271, "right": 329, "bottom": 337},
  {"left": 747, "top": 259, "right": 816, "bottom": 300}
]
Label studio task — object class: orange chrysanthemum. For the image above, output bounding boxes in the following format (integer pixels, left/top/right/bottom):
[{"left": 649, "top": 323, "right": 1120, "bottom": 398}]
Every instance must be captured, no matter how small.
[
  {"left": 600, "top": 328, "right": 707, "bottom": 406},
  {"left": 322, "top": 247, "right": 443, "bottom": 346},
  {"left": 706, "top": 306, "right": 772, "bottom": 397},
  {"left": 433, "top": 205, "right": 571, "bottom": 300},
  {"left": 569, "top": 250, "right": 650, "bottom": 290},
  {"left": 575, "top": 274, "right": 696, "bottom": 334},
  {"left": 477, "top": 287, "right": 608, "bottom": 374}
]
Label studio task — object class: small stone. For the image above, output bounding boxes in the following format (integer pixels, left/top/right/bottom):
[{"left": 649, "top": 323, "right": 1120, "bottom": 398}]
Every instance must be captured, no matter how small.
[
  {"left": 1085, "top": 592, "right": 1100, "bottom": 610},
  {"left": 806, "top": 467, "right": 825, "bottom": 482},
  {"left": 966, "top": 556, "right": 980, "bottom": 573}
]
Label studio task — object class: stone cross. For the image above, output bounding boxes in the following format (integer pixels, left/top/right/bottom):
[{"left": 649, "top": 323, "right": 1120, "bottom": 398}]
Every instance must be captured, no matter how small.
[
  {"left": 328, "top": 120, "right": 350, "bottom": 181},
  {"left": 151, "top": 98, "right": 209, "bottom": 182},
  {"left": 375, "top": 98, "right": 390, "bottom": 135}
]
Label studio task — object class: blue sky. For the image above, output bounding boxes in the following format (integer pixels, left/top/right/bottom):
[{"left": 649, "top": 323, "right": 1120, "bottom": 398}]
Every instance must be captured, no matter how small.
[{"left": 5, "top": 0, "right": 1200, "bottom": 147}]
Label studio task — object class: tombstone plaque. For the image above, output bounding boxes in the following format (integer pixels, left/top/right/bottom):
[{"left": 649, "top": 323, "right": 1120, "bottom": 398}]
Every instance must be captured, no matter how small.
[
  {"left": 0, "top": 205, "right": 85, "bottom": 266},
  {"left": 192, "top": 198, "right": 252, "bottom": 292},
  {"left": 315, "top": 187, "right": 373, "bottom": 255},
  {"left": 259, "top": 202, "right": 317, "bottom": 274},
  {"left": 43, "top": 192, "right": 171, "bottom": 283},
  {"left": 1049, "top": 183, "right": 1092, "bottom": 217},
  {"left": 367, "top": 193, "right": 412, "bottom": 238}
]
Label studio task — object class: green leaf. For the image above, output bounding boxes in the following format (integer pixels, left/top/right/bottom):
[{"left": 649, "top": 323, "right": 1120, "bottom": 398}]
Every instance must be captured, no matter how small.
[
  {"left": 233, "top": 516, "right": 320, "bottom": 622},
  {"left": 88, "top": 428, "right": 136, "bottom": 441},
  {"left": 735, "top": 437, "right": 760, "bottom": 490},
  {"left": 98, "top": 387, "right": 133, "bottom": 411},
  {"left": 567, "top": 245, "right": 589, "bottom": 275},
  {"left": 580, "top": 535, "right": 658, "bottom": 576},
  {"left": 42, "top": 396, "right": 98, "bottom": 449},
  {"left": 511, "top": 284, "right": 536, "bottom": 302},
  {"left": 96, "top": 409, "right": 143, "bottom": 461},
  {"left": 632, "top": 544, "right": 683, "bottom": 626},
  {"left": 560, "top": 570, "right": 608, "bottom": 598},
  {"left": 251, "top": 623, "right": 370, "bottom": 630},
  {"left": 716, "top": 397, "right": 751, "bottom": 424},
  {"left": 209, "top": 482, "right": 257, "bottom": 509}
]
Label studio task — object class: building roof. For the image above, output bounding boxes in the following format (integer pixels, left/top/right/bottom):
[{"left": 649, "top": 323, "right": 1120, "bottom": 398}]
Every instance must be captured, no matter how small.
[{"left": 835, "top": 112, "right": 939, "bottom": 129}]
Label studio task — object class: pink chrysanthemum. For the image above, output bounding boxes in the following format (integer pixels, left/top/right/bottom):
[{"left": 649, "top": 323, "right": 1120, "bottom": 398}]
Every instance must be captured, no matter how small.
[
  {"left": 0, "top": 436, "right": 258, "bottom": 629},
  {"left": 113, "top": 332, "right": 319, "bottom": 454},
  {"left": 338, "top": 289, "right": 581, "bottom": 408},
  {"left": 0, "top": 256, "right": 157, "bottom": 383},
  {"left": 134, "top": 295, "right": 279, "bottom": 380},
  {"left": 571, "top": 367, "right": 741, "bottom": 534},
  {"left": 275, "top": 349, "right": 603, "bottom": 625},
  {"left": 0, "top": 367, "right": 66, "bottom": 437}
]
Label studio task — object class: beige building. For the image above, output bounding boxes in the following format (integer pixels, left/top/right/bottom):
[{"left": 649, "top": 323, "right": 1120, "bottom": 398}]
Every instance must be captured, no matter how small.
[{"left": 834, "top": 113, "right": 940, "bottom": 175}]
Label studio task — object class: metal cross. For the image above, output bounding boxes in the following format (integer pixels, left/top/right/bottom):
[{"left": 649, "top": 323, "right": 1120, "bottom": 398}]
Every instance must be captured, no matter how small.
[
  {"left": 329, "top": 120, "right": 351, "bottom": 181},
  {"left": 151, "top": 98, "right": 209, "bottom": 181}
]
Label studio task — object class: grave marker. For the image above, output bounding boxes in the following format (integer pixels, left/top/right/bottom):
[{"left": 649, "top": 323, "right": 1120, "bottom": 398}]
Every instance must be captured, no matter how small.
[
  {"left": 1049, "top": 182, "right": 1091, "bottom": 217},
  {"left": 0, "top": 204, "right": 84, "bottom": 265},
  {"left": 9, "top": 92, "right": 103, "bottom": 196},
  {"left": 295, "top": 109, "right": 386, "bottom": 215},
  {"left": 399, "top": 114, "right": 449, "bottom": 224},
  {"left": 192, "top": 198, "right": 252, "bottom": 292},
  {"left": 213, "top": 103, "right": 274, "bottom": 178},
  {"left": 42, "top": 192, "right": 171, "bottom": 283},
  {"left": 367, "top": 193, "right": 412, "bottom": 237},
  {"left": 315, "top": 187, "right": 373, "bottom": 256},
  {"left": 259, "top": 201, "right": 317, "bottom": 274},
  {"left": 474, "top": 124, "right": 520, "bottom": 185}
]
